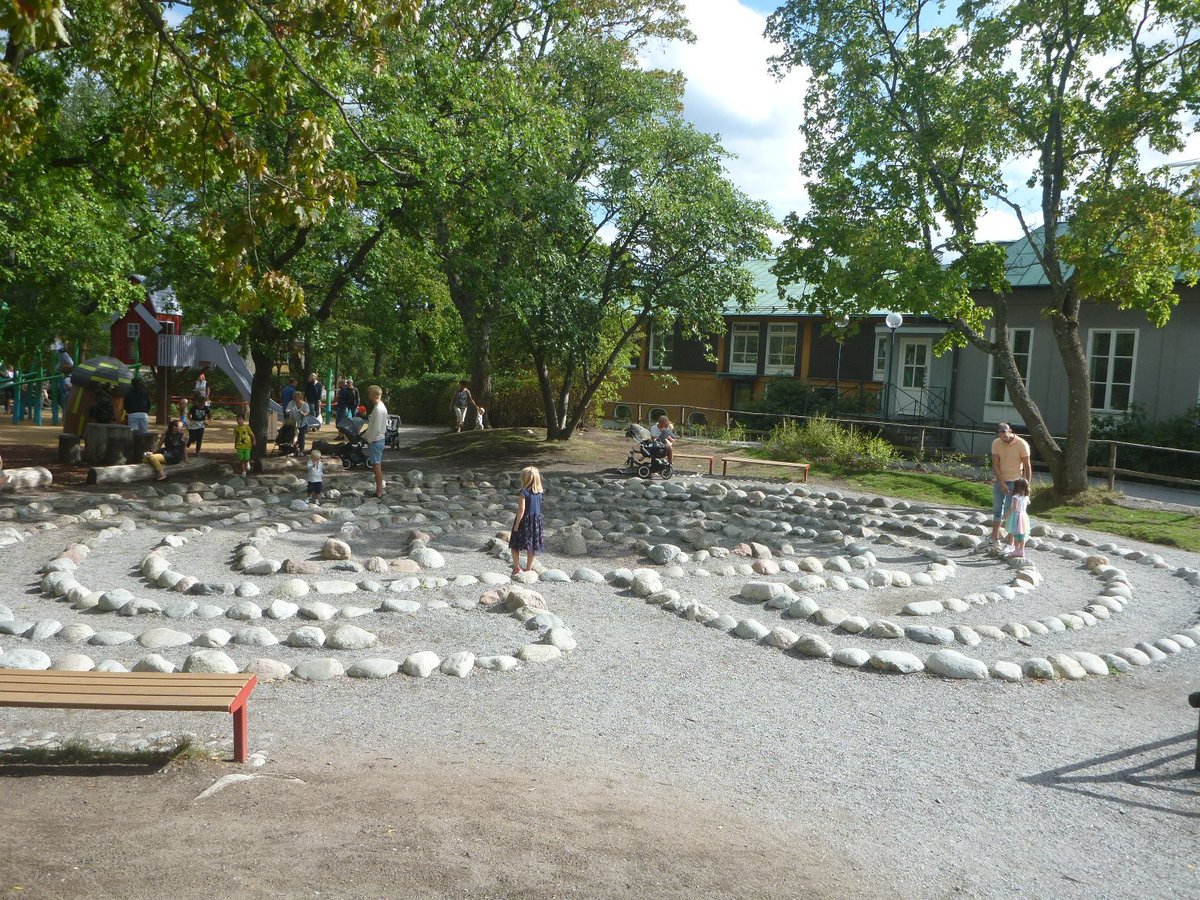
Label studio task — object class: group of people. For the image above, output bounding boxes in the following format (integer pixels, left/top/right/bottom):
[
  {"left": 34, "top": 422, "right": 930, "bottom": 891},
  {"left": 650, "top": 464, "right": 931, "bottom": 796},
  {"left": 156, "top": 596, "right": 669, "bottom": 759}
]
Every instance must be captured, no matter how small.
[
  {"left": 450, "top": 381, "right": 487, "bottom": 432},
  {"left": 991, "top": 422, "right": 1033, "bottom": 558}
]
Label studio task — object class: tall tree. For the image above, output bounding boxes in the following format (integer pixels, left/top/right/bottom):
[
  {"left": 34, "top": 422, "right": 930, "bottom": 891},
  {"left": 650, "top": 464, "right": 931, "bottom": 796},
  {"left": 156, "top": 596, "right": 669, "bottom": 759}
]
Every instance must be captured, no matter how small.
[{"left": 767, "top": 0, "right": 1200, "bottom": 496}]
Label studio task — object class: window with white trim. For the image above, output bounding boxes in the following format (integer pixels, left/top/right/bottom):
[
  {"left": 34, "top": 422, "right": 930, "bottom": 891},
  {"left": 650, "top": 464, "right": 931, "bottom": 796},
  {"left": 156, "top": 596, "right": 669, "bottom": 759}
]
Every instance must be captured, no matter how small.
[
  {"left": 1089, "top": 329, "right": 1137, "bottom": 412},
  {"left": 648, "top": 325, "right": 673, "bottom": 370},
  {"left": 765, "top": 324, "right": 797, "bottom": 375},
  {"left": 127, "top": 323, "right": 140, "bottom": 340},
  {"left": 873, "top": 335, "right": 888, "bottom": 381},
  {"left": 985, "top": 328, "right": 1033, "bottom": 404},
  {"left": 730, "top": 324, "right": 759, "bottom": 374}
]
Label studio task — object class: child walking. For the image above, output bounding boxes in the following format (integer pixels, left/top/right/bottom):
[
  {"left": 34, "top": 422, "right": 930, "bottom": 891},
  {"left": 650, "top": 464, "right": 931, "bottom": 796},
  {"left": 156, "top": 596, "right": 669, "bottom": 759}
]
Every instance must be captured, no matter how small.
[
  {"left": 306, "top": 449, "right": 324, "bottom": 506},
  {"left": 233, "top": 412, "right": 254, "bottom": 477},
  {"left": 509, "top": 465, "right": 544, "bottom": 575},
  {"left": 1003, "top": 477, "right": 1031, "bottom": 558}
]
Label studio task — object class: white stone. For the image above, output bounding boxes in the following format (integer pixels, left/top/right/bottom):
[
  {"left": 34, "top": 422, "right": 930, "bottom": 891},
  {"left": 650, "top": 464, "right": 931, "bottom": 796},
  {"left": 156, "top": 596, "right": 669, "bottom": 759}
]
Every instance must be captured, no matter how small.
[
  {"left": 924, "top": 649, "right": 989, "bottom": 680},
  {"left": 275, "top": 578, "right": 310, "bottom": 598},
  {"left": 402, "top": 651, "right": 441, "bottom": 677},
  {"left": 793, "top": 634, "right": 833, "bottom": 659},
  {"left": 1049, "top": 654, "right": 1088, "bottom": 680},
  {"left": 989, "top": 661, "right": 1024, "bottom": 683},
  {"left": 0, "top": 649, "right": 52, "bottom": 670},
  {"left": 293, "top": 658, "right": 345, "bottom": 681},
  {"left": 901, "top": 600, "right": 944, "bottom": 616},
  {"left": 439, "top": 652, "right": 476, "bottom": 678},
  {"left": 234, "top": 626, "right": 279, "bottom": 647},
  {"left": 132, "top": 654, "right": 177, "bottom": 673},
  {"left": 409, "top": 547, "right": 446, "bottom": 569},
  {"left": 832, "top": 647, "right": 870, "bottom": 668},
  {"left": 326, "top": 624, "right": 377, "bottom": 651},
  {"left": 868, "top": 650, "right": 925, "bottom": 674},
  {"left": 517, "top": 644, "right": 562, "bottom": 663},
  {"left": 299, "top": 601, "right": 339, "bottom": 621},
  {"left": 347, "top": 658, "right": 399, "bottom": 679},
  {"left": 286, "top": 626, "right": 326, "bottom": 649},
  {"left": 475, "top": 655, "right": 521, "bottom": 672},
  {"left": 137, "top": 628, "right": 194, "bottom": 650},
  {"left": 51, "top": 654, "right": 95, "bottom": 672},
  {"left": 183, "top": 650, "right": 239, "bottom": 674}
]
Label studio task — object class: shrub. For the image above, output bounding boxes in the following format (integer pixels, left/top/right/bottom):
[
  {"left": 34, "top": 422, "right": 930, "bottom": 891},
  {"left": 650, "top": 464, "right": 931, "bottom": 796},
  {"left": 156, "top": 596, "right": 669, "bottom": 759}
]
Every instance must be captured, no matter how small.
[
  {"left": 1089, "top": 403, "right": 1200, "bottom": 478},
  {"left": 761, "top": 415, "right": 895, "bottom": 469},
  {"left": 383, "top": 373, "right": 546, "bottom": 428}
]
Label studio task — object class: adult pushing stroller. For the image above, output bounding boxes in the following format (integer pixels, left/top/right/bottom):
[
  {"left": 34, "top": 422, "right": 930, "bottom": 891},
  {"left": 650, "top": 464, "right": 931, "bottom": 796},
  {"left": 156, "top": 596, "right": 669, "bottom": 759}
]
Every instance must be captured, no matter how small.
[
  {"left": 275, "top": 418, "right": 301, "bottom": 456},
  {"left": 624, "top": 423, "right": 673, "bottom": 479}
]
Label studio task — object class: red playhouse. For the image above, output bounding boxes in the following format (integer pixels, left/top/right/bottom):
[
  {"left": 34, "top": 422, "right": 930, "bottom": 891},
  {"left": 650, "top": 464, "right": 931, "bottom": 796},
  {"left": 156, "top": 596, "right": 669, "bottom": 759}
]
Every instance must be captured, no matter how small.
[{"left": 110, "top": 275, "right": 182, "bottom": 369}]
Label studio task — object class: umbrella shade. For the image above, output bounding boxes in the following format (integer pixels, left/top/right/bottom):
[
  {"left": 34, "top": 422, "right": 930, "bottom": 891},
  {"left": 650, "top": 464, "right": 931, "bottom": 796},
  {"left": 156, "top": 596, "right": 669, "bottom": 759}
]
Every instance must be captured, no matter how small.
[{"left": 71, "top": 357, "right": 134, "bottom": 395}]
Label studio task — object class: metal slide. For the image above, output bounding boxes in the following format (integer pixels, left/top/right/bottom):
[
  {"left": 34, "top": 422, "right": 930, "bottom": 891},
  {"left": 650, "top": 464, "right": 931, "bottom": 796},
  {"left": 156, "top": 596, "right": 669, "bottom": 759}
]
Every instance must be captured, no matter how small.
[{"left": 157, "top": 335, "right": 284, "bottom": 417}]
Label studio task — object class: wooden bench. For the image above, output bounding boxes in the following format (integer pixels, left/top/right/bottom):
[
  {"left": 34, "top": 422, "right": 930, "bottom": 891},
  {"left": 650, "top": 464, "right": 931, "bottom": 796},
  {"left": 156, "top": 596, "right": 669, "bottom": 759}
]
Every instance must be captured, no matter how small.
[
  {"left": 671, "top": 453, "right": 715, "bottom": 475},
  {"left": 0, "top": 670, "right": 258, "bottom": 763},
  {"left": 721, "top": 456, "right": 810, "bottom": 482},
  {"left": 1190, "top": 691, "right": 1200, "bottom": 772}
]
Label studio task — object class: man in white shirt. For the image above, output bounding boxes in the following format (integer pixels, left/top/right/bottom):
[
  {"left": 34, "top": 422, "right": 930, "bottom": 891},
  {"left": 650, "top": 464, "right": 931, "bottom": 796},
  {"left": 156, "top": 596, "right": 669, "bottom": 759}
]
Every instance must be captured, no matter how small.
[
  {"left": 650, "top": 415, "right": 677, "bottom": 464},
  {"left": 364, "top": 384, "right": 387, "bottom": 498}
]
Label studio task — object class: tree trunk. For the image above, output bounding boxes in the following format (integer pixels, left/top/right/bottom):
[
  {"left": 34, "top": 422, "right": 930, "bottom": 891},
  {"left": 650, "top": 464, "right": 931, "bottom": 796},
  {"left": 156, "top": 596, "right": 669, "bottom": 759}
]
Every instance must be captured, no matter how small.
[
  {"left": 1049, "top": 306, "right": 1092, "bottom": 496},
  {"left": 468, "top": 319, "right": 493, "bottom": 407},
  {"left": 533, "top": 351, "right": 566, "bottom": 439},
  {"left": 249, "top": 341, "right": 276, "bottom": 469}
]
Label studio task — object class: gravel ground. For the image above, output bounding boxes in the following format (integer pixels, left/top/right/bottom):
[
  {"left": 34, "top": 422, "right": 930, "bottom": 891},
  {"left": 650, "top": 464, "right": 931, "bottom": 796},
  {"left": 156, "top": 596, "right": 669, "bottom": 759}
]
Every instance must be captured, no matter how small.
[{"left": 0, "top": 431, "right": 1197, "bottom": 899}]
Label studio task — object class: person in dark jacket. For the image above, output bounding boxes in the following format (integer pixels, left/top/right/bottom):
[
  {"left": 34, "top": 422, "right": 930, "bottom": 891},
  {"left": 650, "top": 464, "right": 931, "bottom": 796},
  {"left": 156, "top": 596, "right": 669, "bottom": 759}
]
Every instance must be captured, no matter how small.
[{"left": 124, "top": 379, "right": 152, "bottom": 432}]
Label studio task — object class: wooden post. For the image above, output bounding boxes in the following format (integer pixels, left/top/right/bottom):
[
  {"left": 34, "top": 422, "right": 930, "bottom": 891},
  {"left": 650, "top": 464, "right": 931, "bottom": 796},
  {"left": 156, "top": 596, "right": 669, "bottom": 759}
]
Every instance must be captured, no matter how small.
[
  {"left": 919, "top": 427, "right": 926, "bottom": 456},
  {"left": 1107, "top": 443, "right": 1117, "bottom": 491}
]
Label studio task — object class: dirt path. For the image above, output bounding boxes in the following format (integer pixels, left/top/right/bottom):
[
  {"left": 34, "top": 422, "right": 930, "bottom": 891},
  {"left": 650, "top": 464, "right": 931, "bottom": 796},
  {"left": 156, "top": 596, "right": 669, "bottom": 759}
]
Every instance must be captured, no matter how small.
[{"left": 0, "top": 754, "right": 872, "bottom": 899}]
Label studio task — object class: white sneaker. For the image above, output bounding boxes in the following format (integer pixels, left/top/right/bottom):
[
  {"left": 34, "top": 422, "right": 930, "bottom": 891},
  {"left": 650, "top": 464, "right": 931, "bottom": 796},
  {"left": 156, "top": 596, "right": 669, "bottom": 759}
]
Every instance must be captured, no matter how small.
[{"left": 1000, "top": 545, "right": 1014, "bottom": 555}]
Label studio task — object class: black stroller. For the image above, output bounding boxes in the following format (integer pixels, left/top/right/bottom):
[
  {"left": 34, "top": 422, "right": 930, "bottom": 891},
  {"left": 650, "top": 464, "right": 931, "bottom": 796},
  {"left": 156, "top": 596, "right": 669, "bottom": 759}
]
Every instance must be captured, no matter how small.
[
  {"left": 275, "top": 418, "right": 301, "bottom": 456},
  {"left": 332, "top": 415, "right": 370, "bottom": 469},
  {"left": 624, "top": 423, "right": 673, "bottom": 479},
  {"left": 385, "top": 414, "right": 402, "bottom": 450}
]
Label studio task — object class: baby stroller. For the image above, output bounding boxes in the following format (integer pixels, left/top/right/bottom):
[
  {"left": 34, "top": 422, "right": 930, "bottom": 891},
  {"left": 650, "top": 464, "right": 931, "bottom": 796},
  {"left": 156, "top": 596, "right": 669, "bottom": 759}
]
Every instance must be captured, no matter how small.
[
  {"left": 385, "top": 414, "right": 402, "bottom": 450},
  {"left": 624, "top": 423, "right": 673, "bottom": 479},
  {"left": 275, "top": 418, "right": 301, "bottom": 456},
  {"left": 333, "top": 415, "right": 370, "bottom": 469}
]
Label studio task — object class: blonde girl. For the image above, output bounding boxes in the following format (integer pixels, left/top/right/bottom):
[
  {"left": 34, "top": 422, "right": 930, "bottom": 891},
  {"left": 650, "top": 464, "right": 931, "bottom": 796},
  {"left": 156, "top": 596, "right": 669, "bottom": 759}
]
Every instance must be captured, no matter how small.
[
  {"left": 508, "top": 466, "right": 545, "bottom": 574},
  {"left": 1003, "top": 477, "right": 1032, "bottom": 558}
]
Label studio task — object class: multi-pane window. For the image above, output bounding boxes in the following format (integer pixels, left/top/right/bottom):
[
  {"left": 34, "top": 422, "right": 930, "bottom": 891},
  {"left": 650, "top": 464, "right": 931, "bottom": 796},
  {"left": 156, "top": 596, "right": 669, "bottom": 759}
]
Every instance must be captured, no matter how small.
[
  {"left": 765, "top": 324, "right": 797, "bottom": 375},
  {"left": 648, "top": 325, "right": 673, "bottom": 370},
  {"left": 730, "top": 324, "right": 759, "bottom": 374},
  {"left": 127, "top": 323, "right": 140, "bottom": 339},
  {"left": 986, "top": 328, "right": 1033, "bottom": 403},
  {"left": 873, "top": 335, "right": 888, "bottom": 381},
  {"left": 1089, "top": 329, "right": 1137, "bottom": 411}
]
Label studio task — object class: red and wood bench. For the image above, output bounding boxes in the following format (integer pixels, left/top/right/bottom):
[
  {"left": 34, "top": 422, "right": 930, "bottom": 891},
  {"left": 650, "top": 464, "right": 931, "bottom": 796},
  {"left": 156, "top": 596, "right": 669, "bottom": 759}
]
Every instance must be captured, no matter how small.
[
  {"left": 721, "top": 456, "right": 810, "bottom": 482},
  {"left": 0, "top": 670, "right": 258, "bottom": 763}
]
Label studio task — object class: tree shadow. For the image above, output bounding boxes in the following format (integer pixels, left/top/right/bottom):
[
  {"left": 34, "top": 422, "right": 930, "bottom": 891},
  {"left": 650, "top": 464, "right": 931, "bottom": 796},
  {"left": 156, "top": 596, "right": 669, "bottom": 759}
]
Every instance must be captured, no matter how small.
[{"left": 1020, "top": 732, "right": 1199, "bottom": 819}]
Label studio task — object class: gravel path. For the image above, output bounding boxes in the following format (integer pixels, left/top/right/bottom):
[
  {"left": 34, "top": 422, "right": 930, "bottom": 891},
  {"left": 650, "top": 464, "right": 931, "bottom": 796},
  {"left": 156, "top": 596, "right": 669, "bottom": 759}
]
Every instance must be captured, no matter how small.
[{"left": 0, "top": 430, "right": 1196, "bottom": 898}]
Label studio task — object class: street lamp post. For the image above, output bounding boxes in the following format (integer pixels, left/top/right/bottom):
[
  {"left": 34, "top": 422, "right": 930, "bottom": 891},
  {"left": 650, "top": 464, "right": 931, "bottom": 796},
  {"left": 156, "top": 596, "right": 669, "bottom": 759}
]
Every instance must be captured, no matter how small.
[
  {"left": 834, "top": 316, "right": 850, "bottom": 411},
  {"left": 884, "top": 312, "right": 904, "bottom": 421}
]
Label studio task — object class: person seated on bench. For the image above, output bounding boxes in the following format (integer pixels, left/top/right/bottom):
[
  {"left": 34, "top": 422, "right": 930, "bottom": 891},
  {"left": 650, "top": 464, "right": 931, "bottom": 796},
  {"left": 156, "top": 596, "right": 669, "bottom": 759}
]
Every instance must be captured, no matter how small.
[
  {"left": 144, "top": 419, "right": 189, "bottom": 481},
  {"left": 650, "top": 415, "right": 677, "bottom": 465}
]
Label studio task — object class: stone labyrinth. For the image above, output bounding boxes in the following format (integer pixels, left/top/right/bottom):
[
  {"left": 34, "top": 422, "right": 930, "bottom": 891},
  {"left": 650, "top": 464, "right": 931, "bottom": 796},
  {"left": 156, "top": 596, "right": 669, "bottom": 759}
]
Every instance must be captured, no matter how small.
[{"left": 1, "top": 469, "right": 1199, "bottom": 692}]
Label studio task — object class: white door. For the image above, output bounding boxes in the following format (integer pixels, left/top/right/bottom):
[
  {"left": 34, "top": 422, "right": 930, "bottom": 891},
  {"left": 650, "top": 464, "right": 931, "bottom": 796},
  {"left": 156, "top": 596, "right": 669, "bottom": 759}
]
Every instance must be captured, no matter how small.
[{"left": 896, "top": 338, "right": 931, "bottom": 417}]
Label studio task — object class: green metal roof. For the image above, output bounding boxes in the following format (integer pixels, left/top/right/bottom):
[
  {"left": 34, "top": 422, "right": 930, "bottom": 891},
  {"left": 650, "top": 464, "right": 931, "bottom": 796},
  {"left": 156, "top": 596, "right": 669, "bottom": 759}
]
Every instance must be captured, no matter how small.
[
  {"left": 724, "top": 259, "right": 895, "bottom": 318},
  {"left": 1003, "top": 220, "right": 1200, "bottom": 289}
]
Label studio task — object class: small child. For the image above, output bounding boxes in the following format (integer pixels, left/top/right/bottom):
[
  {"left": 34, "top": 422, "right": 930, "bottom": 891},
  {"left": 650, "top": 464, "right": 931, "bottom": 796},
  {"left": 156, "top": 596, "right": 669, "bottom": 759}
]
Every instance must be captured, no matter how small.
[
  {"left": 1003, "top": 478, "right": 1031, "bottom": 558},
  {"left": 233, "top": 413, "right": 255, "bottom": 477},
  {"left": 306, "top": 449, "right": 324, "bottom": 505},
  {"left": 509, "top": 465, "right": 544, "bottom": 575},
  {"left": 474, "top": 404, "right": 487, "bottom": 430}
]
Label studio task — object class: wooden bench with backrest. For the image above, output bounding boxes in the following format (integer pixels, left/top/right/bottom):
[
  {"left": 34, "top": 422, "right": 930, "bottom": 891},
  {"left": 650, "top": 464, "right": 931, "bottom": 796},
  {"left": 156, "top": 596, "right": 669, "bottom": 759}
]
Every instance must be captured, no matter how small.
[
  {"left": 0, "top": 670, "right": 257, "bottom": 763},
  {"left": 721, "top": 456, "right": 810, "bottom": 482}
]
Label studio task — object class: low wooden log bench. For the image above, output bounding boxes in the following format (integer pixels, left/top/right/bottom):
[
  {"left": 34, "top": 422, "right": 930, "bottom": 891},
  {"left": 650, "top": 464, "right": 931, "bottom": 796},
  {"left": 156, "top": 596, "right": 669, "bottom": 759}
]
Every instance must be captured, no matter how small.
[
  {"left": 86, "top": 456, "right": 219, "bottom": 485},
  {"left": 1190, "top": 691, "right": 1200, "bottom": 772},
  {"left": 671, "top": 453, "right": 715, "bottom": 475},
  {"left": 721, "top": 456, "right": 810, "bottom": 482},
  {"left": 0, "top": 670, "right": 258, "bottom": 763}
]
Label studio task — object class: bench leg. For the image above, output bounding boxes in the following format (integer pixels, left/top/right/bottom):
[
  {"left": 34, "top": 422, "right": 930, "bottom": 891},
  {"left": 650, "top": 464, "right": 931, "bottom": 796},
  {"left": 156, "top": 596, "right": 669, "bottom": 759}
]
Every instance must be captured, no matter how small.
[
  {"left": 233, "top": 702, "right": 249, "bottom": 764},
  {"left": 803, "top": 465, "right": 809, "bottom": 483},
  {"left": 722, "top": 459, "right": 728, "bottom": 477}
]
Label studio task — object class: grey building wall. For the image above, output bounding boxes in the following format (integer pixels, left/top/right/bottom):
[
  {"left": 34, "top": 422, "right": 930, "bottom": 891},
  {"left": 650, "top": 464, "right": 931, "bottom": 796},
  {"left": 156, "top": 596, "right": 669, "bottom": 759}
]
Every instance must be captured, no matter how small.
[{"left": 950, "top": 285, "right": 1200, "bottom": 454}]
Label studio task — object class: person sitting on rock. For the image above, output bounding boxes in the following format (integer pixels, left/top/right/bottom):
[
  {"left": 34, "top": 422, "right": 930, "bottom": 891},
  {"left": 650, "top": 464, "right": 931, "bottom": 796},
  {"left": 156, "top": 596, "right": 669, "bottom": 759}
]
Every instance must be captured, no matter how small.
[{"left": 144, "top": 419, "right": 189, "bottom": 481}]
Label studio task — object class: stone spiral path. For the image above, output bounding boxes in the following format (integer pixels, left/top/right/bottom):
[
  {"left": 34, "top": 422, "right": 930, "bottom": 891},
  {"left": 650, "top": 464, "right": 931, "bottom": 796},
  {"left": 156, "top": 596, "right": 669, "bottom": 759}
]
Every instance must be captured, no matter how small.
[{"left": 0, "top": 468, "right": 1197, "bottom": 693}]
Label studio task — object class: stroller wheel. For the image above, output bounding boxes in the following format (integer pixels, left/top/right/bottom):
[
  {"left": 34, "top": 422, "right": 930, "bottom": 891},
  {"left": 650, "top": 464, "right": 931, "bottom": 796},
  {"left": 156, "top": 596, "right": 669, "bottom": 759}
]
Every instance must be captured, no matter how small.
[
  {"left": 660, "top": 464, "right": 673, "bottom": 479},
  {"left": 637, "top": 464, "right": 651, "bottom": 479},
  {"left": 341, "top": 456, "right": 352, "bottom": 470}
]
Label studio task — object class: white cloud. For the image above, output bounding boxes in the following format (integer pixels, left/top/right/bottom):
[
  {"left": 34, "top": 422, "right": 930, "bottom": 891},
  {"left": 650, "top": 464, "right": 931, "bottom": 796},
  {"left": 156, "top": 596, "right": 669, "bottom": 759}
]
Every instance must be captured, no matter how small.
[{"left": 640, "top": 0, "right": 809, "bottom": 229}]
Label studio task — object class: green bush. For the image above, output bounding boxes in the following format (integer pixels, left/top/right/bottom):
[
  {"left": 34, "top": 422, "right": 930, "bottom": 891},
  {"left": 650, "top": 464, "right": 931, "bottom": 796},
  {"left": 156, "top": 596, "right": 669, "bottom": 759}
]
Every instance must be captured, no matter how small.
[
  {"left": 745, "top": 377, "right": 881, "bottom": 427},
  {"left": 1089, "top": 403, "right": 1200, "bottom": 477},
  {"left": 761, "top": 415, "right": 895, "bottom": 469}
]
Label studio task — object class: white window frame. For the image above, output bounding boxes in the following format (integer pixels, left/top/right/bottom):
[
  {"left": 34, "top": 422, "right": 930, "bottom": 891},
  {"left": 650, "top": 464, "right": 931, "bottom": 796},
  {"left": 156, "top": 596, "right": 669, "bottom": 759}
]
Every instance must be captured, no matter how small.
[
  {"left": 984, "top": 327, "right": 1033, "bottom": 407},
  {"left": 765, "top": 324, "right": 797, "bottom": 376},
  {"left": 729, "top": 323, "right": 760, "bottom": 374},
  {"left": 127, "top": 322, "right": 141, "bottom": 340},
  {"left": 648, "top": 325, "right": 673, "bottom": 370},
  {"left": 1087, "top": 328, "right": 1138, "bottom": 413},
  {"left": 873, "top": 335, "right": 888, "bottom": 381}
]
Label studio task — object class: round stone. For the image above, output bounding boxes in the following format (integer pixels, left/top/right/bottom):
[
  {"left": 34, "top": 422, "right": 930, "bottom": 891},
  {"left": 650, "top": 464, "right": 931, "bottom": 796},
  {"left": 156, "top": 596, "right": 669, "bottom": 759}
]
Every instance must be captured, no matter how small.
[
  {"left": 347, "top": 658, "right": 400, "bottom": 679},
  {"left": 868, "top": 651, "right": 924, "bottom": 674},
  {"left": 182, "top": 650, "right": 239, "bottom": 674},
  {"left": 924, "top": 649, "right": 989, "bottom": 680},
  {"left": 293, "top": 658, "right": 345, "bottom": 681},
  {"left": 402, "top": 651, "right": 441, "bottom": 677},
  {"left": 832, "top": 647, "right": 870, "bottom": 668}
]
